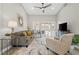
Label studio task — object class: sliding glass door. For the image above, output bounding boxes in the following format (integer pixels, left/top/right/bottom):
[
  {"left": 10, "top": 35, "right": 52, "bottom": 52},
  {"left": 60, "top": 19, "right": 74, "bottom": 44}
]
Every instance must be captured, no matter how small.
[{"left": 33, "top": 22, "right": 55, "bottom": 37}]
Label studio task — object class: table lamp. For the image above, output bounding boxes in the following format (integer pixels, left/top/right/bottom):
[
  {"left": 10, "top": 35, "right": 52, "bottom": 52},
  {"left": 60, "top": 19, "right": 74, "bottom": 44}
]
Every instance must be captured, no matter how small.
[{"left": 8, "top": 21, "right": 17, "bottom": 33}]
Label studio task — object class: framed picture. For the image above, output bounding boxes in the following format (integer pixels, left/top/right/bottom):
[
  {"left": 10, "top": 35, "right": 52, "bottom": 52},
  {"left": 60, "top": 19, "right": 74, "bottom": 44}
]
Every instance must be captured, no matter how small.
[{"left": 18, "top": 16, "right": 23, "bottom": 26}]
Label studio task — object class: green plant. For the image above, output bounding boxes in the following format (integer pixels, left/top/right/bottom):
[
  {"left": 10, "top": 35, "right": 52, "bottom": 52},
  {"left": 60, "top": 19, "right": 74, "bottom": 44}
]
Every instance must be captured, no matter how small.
[{"left": 72, "top": 35, "right": 79, "bottom": 45}]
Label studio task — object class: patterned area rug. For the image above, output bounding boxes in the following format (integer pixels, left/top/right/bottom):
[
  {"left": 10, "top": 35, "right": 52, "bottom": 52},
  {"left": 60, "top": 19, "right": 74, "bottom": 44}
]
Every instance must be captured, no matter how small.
[{"left": 11, "top": 39, "right": 55, "bottom": 55}]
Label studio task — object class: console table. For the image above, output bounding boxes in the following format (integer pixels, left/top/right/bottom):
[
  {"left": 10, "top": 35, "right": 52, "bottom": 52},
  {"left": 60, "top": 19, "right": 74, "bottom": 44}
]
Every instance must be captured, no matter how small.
[{"left": 0, "top": 37, "right": 11, "bottom": 55}]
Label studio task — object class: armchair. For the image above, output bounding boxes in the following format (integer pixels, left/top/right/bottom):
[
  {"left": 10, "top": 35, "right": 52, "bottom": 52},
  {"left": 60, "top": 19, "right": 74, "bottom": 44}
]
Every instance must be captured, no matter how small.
[{"left": 46, "top": 33, "right": 74, "bottom": 55}]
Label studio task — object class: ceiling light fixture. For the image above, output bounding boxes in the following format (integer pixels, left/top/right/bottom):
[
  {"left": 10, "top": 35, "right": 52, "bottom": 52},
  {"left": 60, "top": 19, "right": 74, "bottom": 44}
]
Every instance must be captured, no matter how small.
[{"left": 34, "top": 3, "right": 52, "bottom": 13}]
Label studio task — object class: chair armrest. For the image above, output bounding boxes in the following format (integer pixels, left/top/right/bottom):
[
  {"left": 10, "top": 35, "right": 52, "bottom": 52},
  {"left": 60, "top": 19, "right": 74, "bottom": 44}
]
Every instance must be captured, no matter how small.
[
  {"left": 46, "top": 38, "right": 65, "bottom": 47},
  {"left": 46, "top": 38, "right": 61, "bottom": 46}
]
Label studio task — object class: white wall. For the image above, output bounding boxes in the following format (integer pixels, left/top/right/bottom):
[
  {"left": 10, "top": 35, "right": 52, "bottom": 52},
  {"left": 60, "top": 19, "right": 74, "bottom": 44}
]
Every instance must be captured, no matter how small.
[
  {"left": 0, "top": 3, "right": 28, "bottom": 37},
  {"left": 57, "top": 4, "right": 79, "bottom": 34},
  {"left": 0, "top": 4, "right": 28, "bottom": 52},
  {"left": 28, "top": 15, "right": 57, "bottom": 30},
  {"left": 2, "top": 3, "right": 28, "bottom": 28}
]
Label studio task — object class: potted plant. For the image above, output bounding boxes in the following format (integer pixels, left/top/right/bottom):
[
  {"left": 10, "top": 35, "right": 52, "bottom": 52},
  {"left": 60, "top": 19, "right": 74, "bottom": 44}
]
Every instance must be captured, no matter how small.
[{"left": 72, "top": 35, "right": 79, "bottom": 45}]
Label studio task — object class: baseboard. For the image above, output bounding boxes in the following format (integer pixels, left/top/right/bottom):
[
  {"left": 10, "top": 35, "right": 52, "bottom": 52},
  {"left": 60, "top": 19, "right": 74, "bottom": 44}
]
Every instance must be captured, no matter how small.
[{"left": 0, "top": 45, "right": 12, "bottom": 55}]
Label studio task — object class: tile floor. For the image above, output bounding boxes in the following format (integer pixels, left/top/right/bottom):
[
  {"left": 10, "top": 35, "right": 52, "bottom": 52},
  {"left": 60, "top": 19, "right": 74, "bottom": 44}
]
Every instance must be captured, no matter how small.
[{"left": 3, "top": 38, "right": 79, "bottom": 55}]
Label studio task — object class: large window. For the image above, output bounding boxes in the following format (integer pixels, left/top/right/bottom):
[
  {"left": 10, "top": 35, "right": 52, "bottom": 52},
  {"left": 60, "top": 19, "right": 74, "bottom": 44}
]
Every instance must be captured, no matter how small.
[
  {"left": 33, "top": 22, "right": 55, "bottom": 37},
  {"left": 41, "top": 23, "right": 55, "bottom": 37}
]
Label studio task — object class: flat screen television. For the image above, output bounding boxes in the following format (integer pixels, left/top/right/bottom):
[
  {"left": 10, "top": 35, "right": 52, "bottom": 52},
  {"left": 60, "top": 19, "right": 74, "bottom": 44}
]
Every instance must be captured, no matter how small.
[{"left": 59, "top": 22, "right": 67, "bottom": 31}]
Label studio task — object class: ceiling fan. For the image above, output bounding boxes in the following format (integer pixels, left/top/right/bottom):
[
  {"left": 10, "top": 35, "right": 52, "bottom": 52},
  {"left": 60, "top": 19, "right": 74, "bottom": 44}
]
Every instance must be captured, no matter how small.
[{"left": 34, "top": 3, "right": 52, "bottom": 13}]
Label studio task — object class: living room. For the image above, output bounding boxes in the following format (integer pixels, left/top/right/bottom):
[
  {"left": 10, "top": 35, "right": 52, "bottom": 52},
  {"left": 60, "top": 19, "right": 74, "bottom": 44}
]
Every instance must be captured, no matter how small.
[{"left": 0, "top": 3, "right": 79, "bottom": 55}]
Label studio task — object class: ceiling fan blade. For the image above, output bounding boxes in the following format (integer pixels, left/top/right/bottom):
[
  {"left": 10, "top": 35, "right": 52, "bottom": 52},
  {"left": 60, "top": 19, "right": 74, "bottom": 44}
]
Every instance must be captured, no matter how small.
[
  {"left": 34, "top": 6, "right": 42, "bottom": 9},
  {"left": 44, "top": 4, "right": 52, "bottom": 8}
]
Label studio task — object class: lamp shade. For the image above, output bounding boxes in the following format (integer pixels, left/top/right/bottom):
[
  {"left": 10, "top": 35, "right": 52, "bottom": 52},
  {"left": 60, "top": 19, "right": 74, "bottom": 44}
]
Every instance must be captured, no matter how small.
[{"left": 8, "top": 21, "right": 17, "bottom": 28}]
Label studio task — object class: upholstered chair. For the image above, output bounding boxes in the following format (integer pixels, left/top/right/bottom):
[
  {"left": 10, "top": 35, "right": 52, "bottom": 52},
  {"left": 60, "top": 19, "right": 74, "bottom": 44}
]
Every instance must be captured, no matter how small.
[{"left": 46, "top": 33, "right": 74, "bottom": 55}]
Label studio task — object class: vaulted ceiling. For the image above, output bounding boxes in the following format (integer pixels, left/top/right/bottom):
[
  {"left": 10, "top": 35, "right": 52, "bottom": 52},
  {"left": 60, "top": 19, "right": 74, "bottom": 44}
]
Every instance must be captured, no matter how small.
[{"left": 22, "top": 3, "right": 65, "bottom": 15}]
